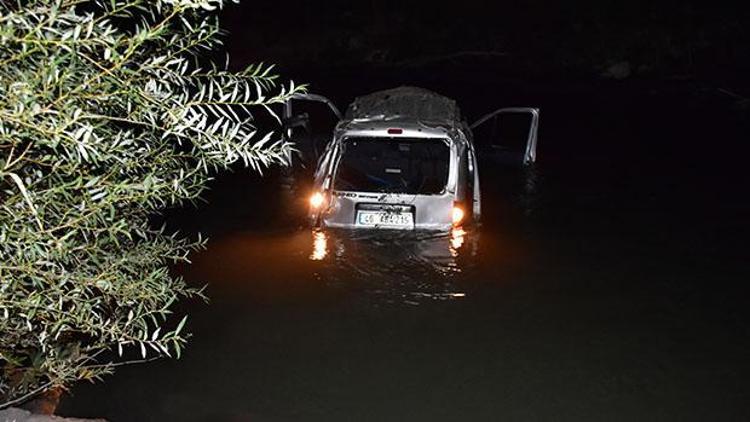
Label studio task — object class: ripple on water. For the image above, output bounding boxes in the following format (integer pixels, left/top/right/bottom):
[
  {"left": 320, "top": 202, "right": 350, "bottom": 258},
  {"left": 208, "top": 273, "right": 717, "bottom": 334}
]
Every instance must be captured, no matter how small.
[{"left": 308, "top": 228, "right": 479, "bottom": 305}]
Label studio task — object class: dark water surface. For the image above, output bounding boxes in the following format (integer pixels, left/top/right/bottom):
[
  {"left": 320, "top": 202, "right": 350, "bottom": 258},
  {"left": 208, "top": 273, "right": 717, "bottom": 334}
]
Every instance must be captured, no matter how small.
[{"left": 59, "top": 76, "right": 749, "bottom": 421}]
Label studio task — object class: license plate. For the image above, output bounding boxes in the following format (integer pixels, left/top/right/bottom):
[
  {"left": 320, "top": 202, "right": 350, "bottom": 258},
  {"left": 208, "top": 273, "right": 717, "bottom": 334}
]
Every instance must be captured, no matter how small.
[{"left": 356, "top": 210, "right": 414, "bottom": 228}]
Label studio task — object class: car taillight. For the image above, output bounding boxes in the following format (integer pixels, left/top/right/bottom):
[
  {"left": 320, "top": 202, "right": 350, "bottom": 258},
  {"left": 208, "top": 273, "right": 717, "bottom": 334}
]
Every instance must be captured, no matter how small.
[
  {"left": 310, "top": 192, "right": 326, "bottom": 209},
  {"left": 452, "top": 204, "right": 465, "bottom": 226}
]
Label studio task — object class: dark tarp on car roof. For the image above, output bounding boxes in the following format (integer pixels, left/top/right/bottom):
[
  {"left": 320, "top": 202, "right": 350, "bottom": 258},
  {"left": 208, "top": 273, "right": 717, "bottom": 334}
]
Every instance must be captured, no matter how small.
[{"left": 345, "top": 86, "right": 461, "bottom": 124}]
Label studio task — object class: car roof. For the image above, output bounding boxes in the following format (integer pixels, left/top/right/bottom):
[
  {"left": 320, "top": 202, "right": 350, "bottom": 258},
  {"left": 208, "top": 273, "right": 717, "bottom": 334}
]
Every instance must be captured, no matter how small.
[{"left": 344, "top": 86, "right": 462, "bottom": 126}]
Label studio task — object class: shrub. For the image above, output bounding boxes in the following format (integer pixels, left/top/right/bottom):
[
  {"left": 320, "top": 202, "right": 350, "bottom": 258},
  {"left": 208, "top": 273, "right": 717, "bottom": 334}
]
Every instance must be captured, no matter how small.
[{"left": 0, "top": 0, "right": 304, "bottom": 407}]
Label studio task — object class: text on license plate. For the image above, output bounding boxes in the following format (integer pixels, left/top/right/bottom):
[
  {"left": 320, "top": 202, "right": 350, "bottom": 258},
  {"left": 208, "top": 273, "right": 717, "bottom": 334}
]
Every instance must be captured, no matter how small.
[{"left": 356, "top": 211, "right": 414, "bottom": 228}]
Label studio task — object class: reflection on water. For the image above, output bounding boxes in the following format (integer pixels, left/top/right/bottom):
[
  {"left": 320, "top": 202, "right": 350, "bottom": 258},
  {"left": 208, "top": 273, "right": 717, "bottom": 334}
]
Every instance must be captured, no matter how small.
[
  {"left": 310, "top": 230, "right": 328, "bottom": 261},
  {"left": 309, "top": 227, "right": 475, "bottom": 264},
  {"left": 308, "top": 227, "right": 479, "bottom": 304},
  {"left": 450, "top": 227, "right": 467, "bottom": 253},
  {"left": 184, "top": 224, "right": 491, "bottom": 306}
]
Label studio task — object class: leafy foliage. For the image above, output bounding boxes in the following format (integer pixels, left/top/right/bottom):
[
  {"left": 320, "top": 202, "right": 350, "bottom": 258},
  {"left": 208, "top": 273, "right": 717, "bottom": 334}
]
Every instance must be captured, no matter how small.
[{"left": 0, "top": 0, "right": 304, "bottom": 406}]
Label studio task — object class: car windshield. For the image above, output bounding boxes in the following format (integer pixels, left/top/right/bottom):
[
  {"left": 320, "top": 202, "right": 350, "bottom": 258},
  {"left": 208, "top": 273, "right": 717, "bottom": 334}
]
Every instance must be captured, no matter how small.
[{"left": 333, "top": 137, "right": 450, "bottom": 194}]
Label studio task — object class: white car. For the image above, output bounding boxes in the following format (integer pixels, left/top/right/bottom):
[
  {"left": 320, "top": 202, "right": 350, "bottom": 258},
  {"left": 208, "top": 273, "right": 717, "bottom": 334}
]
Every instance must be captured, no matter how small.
[{"left": 284, "top": 87, "right": 539, "bottom": 230}]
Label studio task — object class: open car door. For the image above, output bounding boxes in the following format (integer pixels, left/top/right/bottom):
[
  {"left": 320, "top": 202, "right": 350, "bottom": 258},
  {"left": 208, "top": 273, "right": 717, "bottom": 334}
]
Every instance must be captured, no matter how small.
[
  {"left": 279, "top": 93, "right": 342, "bottom": 207},
  {"left": 281, "top": 93, "right": 342, "bottom": 168},
  {"left": 471, "top": 107, "right": 540, "bottom": 166}
]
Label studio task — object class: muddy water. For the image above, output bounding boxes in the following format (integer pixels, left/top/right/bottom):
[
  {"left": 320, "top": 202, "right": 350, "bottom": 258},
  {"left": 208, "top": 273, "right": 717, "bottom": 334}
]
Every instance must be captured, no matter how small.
[{"left": 58, "top": 81, "right": 749, "bottom": 421}]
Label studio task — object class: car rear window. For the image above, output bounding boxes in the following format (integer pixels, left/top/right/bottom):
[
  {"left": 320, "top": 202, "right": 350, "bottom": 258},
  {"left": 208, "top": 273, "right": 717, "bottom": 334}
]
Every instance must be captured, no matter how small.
[{"left": 333, "top": 137, "right": 450, "bottom": 194}]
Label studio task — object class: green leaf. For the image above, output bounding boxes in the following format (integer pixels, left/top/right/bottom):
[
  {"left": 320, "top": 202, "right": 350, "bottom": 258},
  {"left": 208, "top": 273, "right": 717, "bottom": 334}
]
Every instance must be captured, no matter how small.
[{"left": 175, "top": 315, "right": 188, "bottom": 335}]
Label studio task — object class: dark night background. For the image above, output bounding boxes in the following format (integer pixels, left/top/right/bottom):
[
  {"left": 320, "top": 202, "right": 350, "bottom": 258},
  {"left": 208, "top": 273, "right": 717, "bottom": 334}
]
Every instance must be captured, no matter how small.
[
  {"left": 59, "top": 1, "right": 749, "bottom": 421},
  {"left": 224, "top": 1, "right": 749, "bottom": 81}
]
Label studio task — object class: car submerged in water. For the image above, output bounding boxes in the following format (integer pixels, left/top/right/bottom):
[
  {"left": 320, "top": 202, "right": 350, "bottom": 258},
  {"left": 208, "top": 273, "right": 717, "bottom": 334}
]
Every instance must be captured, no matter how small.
[{"left": 282, "top": 87, "right": 539, "bottom": 231}]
